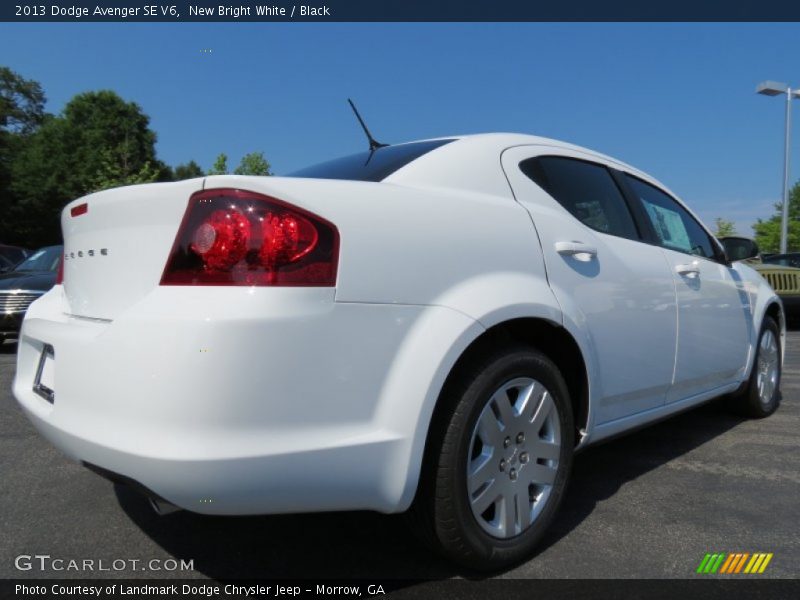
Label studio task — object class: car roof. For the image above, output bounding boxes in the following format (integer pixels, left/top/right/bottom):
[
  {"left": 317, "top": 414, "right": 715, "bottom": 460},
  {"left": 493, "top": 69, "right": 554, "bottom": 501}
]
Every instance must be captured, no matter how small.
[{"left": 384, "top": 133, "right": 668, "bottom": 199}]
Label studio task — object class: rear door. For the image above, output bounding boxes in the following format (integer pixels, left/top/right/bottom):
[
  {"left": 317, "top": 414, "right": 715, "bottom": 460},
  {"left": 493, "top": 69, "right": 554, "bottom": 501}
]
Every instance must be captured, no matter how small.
[
  {"left": 502, "top": 146, "right": 678, "bottom": 424},
  {"left": 620, "top": 174, "right": 751, "bottom": 401}
]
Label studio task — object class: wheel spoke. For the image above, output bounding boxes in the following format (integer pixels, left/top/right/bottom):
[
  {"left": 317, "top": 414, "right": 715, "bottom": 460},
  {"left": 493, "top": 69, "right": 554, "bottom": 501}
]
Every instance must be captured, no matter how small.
[
  {"left": 530, "top": 438, "right": 560, "bottom": 461},
  {"left": 476, "top": 408, "right": 503, "bottom": 447},
  {"left": 471, "top": 478, "right": 500, "bottom": 515},
  {"left": 515, "top": 491, "right": 532, "bottom": 531},
  {"left": 530, "top": 391, "right": 555, "bottom": 432},
  {"left": 491, "top": 390, "right": 515, "bottom": 429},
  {"left": 761, "top": 339, "right": 776, "bottom": 364},
  {"left": 468, "top": 452, "right": 495, "bottom": 495},
  {"left": 500, "top": 494, "right": 516, "bottom": 536},
  {"left": 515, "top": 382, "right": 538, "bottom": 417},
  {"left": 525, "top": 463, "right": 557, "bottom": 486}
]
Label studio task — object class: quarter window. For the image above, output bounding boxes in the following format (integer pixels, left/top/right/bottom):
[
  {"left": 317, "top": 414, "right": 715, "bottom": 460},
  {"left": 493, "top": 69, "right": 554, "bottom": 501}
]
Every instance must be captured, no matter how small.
[
  {"left": 519, "top": 156, "right": 639, "bottom": 240},
  {"left": 625, "top": 175, "right": 716, "bottom": 259}
]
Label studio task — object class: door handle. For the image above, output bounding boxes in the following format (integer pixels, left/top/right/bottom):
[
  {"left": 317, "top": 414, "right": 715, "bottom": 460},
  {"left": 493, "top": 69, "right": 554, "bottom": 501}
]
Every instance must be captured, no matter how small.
[
  {"left": 555, "top": 241, "right": 597, "bottom": 261},
  {"left": 675, "top": 262, "right": 700, "bottom": 278}
]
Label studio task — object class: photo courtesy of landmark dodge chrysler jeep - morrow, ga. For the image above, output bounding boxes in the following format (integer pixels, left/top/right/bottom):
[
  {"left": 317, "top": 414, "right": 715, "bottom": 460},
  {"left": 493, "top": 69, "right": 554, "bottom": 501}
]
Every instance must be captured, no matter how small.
[{"left": 14, "top": 134, "right": 783, "bottom": 570}]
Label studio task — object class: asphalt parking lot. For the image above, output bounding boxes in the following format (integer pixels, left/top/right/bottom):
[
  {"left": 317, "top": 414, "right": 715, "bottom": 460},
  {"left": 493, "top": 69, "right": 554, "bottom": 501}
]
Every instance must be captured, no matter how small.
[{"left": 1, "top": 334, "right": 798, "bottom": 583}]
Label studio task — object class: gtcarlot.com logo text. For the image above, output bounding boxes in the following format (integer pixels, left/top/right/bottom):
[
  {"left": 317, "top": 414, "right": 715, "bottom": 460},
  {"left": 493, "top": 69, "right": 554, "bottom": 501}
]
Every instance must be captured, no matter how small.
[{"left": 15, "top": 554, "right": 194, "bottom": 572}]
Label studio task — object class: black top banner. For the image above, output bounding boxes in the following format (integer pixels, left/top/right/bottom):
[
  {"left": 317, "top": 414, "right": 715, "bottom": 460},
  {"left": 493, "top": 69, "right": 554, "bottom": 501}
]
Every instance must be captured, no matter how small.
[{"left": 2, "top": 0, "right": 800, "bottom": 22}]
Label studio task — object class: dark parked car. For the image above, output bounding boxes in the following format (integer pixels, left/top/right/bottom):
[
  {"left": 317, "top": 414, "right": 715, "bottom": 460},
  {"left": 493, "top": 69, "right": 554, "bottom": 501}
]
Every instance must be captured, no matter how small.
[
  {"left": 0, "top": 243, "right": 30, "bottom": 272},
  {"left": 0, "top": 245, "right": 62, "bottom": 344},
  {"left": 763, "top": 253, "right": 800, "bottom": 269}
]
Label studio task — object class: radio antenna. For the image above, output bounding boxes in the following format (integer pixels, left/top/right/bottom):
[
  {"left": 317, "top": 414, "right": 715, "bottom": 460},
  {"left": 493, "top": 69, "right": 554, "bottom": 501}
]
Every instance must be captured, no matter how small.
[{"left": 347, "top": 99, "right": 388, "bottom": 152}]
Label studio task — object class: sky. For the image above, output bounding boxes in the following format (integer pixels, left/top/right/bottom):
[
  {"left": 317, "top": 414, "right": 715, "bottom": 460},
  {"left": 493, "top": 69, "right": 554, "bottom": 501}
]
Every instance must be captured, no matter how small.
[{"left": 1, "top": 22, "right": 799, "bottom": 235}]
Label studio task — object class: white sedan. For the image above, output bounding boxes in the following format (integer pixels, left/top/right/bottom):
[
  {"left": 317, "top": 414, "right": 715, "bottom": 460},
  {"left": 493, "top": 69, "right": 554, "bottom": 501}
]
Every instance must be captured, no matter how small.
[{"left": 14, "top": 133, "right": 782, "bottom": 570}]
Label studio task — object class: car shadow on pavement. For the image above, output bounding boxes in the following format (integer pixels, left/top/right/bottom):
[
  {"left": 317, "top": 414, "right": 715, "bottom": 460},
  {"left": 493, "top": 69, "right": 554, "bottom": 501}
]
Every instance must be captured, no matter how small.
[
  {"left": 114, "top": 485, "right": 449, "bottom": 581},
  {"left": 115, "top": 398, "right": 749, "bottom": 582},
  {"left": 539, "top": 399, "right": 746, "bottom": 554}
]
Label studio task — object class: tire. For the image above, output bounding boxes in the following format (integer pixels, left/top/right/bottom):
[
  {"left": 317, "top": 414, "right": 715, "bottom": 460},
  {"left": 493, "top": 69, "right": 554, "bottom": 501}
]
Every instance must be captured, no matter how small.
[
  {"left": 731, "top": 316, "right": 781, "bottom": 418},
  {"left": 412, "top": 346, "right": 574, "bottom": 571}
]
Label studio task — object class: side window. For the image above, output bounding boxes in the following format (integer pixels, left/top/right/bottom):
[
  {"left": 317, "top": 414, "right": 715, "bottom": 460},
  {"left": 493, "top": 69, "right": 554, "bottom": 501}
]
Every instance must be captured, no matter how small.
[
  {"left": 519, "top": 156, "right": 639, "bottom": 240},
  {"left": 625, "top": 175, "right": 717, "bottom": 260}
]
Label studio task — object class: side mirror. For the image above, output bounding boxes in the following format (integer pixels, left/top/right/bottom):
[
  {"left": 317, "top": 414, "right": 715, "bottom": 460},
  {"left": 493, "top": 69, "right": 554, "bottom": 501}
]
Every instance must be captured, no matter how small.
[{"left": 718, "top": 237, "right": 760, "bottom": 263}]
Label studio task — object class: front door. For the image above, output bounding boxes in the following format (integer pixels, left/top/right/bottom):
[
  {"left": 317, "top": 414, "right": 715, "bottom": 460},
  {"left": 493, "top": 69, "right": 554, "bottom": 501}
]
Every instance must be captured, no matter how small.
[{"left": 621, "top": 174, "right": 751, "bottom": 401}]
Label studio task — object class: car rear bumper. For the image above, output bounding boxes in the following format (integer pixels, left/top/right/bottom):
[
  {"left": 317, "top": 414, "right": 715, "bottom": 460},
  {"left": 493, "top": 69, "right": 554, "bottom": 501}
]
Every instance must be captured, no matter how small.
[{"left": 13, "top": 285, "right": 461, "bottom": 515}]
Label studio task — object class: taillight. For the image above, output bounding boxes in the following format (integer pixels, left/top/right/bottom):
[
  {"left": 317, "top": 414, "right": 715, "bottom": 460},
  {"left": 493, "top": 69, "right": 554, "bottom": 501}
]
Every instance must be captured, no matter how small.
[
  {"left": 55, "top": 255, "right": 64, "bottom": 285},
  {"left": 160, "top": 189, "right": 339, "bottom": 286}
]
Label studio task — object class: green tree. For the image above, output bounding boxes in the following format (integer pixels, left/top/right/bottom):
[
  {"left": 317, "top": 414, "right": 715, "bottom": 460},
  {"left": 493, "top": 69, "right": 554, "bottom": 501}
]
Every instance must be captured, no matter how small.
[
  {"left": 0, "top": 67, "right": 47, "bottom": 245},
  {"left": 0, "top": 66, "right": 45, "bottom": 135},
  {"left": 234, "top": 151, "right": 272, "bottom": 176},
  {"left": 173, "top": 160, "right": 204, "bottom": 180},
  {"left": 752, "top": 181, "right": 800, "bottom": 254},
  {"left": 207, "top": 153, "right": 228, "bottom": 175},
  {"left": 713, "top": 218, "right": 737, "bottom": 238},
  {"left": 88, "top": 148, "right": 162, "bottom": 191},
  {"left": 9, "top": 90, "right": 165, "bottom": 245}
]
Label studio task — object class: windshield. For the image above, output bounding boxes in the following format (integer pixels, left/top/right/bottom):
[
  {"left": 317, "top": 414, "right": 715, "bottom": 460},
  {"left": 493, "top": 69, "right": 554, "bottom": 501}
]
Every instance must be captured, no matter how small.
[
  {"left": 14, "top": 246, "right": 62, "bottom": 272},
  {"left": 287, "top": 139, "right": 455, "bottom": 182}
]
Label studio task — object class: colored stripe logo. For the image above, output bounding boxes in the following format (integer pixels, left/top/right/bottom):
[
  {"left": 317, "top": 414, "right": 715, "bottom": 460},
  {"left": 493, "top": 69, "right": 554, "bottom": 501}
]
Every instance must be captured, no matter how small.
[{"left": 697, "top": 552, "right": 773, "bottom": 574}]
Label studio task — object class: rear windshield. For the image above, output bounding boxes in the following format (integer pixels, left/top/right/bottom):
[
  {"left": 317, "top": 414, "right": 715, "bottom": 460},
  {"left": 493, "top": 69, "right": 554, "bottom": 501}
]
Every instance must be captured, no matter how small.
[
  {"left": 287, "top": 139, "right": 455, "bottom": 182},
  {"left": 14, "top": 246, "right": 62, "bottom": 272}
]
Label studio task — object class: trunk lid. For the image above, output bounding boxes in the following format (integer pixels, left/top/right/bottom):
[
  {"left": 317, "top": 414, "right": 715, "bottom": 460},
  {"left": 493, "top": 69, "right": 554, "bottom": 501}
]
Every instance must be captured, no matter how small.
[{"left": 61, "top": 178, "right": 204, "bottom": 320}]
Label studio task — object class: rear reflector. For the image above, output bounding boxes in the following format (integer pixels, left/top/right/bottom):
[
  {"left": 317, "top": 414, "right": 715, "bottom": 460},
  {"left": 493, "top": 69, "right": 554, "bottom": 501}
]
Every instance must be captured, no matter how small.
[
  {"left": 160, "top": 189, "right": 339, "bottom": 286},
  {"left": 70, "top": 203, "right": 88, "bottom": 217}
]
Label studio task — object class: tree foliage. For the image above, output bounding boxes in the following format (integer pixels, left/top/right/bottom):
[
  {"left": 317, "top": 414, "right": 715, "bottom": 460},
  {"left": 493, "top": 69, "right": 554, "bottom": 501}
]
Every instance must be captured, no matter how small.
[
  {"left": 172, "top": 160, "right": 204, "bottom": 180},
  {"left": 0, "top": 67, "right": 47, "bottom": 245},
  {"left": 234, "top": 151, "right": 272, "bottom": 176},
  {"left": 207, "top": 153, "right": 229, "bottom": 175},
  {"left": 752, "top": 181, "right": 800, "bottom": 254},
  {"left": 88, "top": 149, "right": 163, "bottom": 191},
  {"left": 7, "top": 90, "right": 166, "bottom": 245},
  {"left": 0, "top": 66, "right": 45, "bottom": 135},
  {"left": 713, "top": 218, "right": 737, "bottom": 238},
  {"left": 0, "top": 67, "right": 274, "bottom": 247}
]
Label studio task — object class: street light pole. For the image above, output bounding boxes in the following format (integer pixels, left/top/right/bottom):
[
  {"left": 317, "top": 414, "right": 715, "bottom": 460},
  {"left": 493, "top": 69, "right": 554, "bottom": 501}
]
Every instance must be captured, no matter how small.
[
  {"left": 781, "top": 88, "right": 792, "bottom": 255},
  {"left": 757, "top": 80, "right": 800, "bottom": 255}
]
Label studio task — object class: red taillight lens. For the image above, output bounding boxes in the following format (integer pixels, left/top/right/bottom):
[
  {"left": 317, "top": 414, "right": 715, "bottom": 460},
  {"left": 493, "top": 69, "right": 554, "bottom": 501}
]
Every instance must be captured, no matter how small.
[
  {"left": 191, "top": 208, "right": 251, "bottom": 270},
  {"left": 259, "top": 212, "right": 318, "bottom": 266},
  {"left": 161, "top": 189, "right": 339, "bottom": 286},
  {"left": 55, "top": 255, "right": 64, "bottom": 285}
]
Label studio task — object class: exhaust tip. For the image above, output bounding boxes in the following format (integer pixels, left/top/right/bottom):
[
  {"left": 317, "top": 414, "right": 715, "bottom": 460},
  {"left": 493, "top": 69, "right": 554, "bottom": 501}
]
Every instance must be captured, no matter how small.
[{"left": 149, "top": 497, "right": 181, "bottom": 516}]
